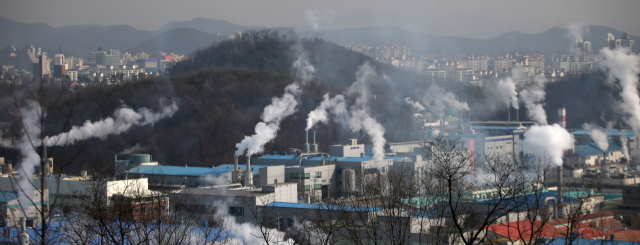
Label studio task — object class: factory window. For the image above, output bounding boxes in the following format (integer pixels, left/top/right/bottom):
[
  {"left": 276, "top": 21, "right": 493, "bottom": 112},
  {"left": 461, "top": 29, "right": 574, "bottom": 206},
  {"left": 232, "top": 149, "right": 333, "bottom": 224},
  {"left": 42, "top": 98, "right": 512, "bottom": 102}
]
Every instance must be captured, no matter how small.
[
  {"left": 304, "top": 185, "right": 310, "bottom": 191},
  {"left": 315, "top": 184, "right": 321, "bottom": 189},
  {"left": 229, "top": 207, "right": 243, "bottom": 216},
  {"left": 316, "top": 172, "right": 322, "bottom": 178}
]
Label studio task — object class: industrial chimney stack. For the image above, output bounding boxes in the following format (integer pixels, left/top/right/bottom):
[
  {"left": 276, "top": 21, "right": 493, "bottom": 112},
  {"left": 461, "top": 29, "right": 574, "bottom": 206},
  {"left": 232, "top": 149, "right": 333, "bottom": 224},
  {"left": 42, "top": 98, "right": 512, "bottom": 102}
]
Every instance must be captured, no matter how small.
[
  {"left": 245, "top": 157, "right": 252, "bottom": 188},
  {"left": 558, "top": 106, "right": 566, "bottom": 128},
  {"left": 311, "top": 131, "right": 318, "bottom": 153},
  {"left": 304, "top": 130, "right": 310, "bottom": 153},
  {"left": 557, "top": 165, "right": 568, "bottom": 219}
]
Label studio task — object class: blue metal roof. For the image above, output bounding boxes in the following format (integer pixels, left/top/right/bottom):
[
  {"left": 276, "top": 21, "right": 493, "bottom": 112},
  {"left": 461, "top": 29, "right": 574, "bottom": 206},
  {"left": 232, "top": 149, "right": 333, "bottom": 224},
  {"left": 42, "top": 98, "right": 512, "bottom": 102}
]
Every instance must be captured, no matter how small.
[
  {"left": 265, "top": 202, "right": 381, "bottom": 212},
  {"left": 572, "top": 141, "right": 623, "bottom": 157},
  {"left": 472, "top": 126, "right": 525, "bottom": 130},
  {"left": 258, "top": 155, "right": 300, "bottom": 160},
  {"left": 477, "top": 192, "right": 578, "bottom": 212},
  {"left": 571, "top": 129, "right": 636, "bottom": 137},
  {"left": 0, "top": 192, "right": 17, "bottom": 202},
  {"left": 336, "top": 155, "right": 407, "bottom": 163},
  {"left": 126, "top": 164, "right": 267, "bottom": 177}
]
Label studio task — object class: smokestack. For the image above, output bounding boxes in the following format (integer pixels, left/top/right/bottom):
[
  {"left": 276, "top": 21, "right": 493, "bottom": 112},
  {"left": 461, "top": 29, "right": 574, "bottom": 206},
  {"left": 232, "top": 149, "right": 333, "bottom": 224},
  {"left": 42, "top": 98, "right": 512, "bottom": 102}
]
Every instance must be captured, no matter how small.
[
  {"left": 557, "top": 165, "right": 568, "bottom": 219},
  {"left": 558, "top": 106, "right": 566, "bottom": 128},
  {"left": 311, "top": 131, "right": 318, "bottom": 153},
  {"left": 304, "top": 130, "right": 310, "bottom": 153},
  {"left": 245, "top": 157, "right": 252, "bottom": 188},
  {"left": 19, "top": 217, "right": 28, "bottom": 245},
  {"left": 234, "top": 155, "right": 238, "bottom": 171}
]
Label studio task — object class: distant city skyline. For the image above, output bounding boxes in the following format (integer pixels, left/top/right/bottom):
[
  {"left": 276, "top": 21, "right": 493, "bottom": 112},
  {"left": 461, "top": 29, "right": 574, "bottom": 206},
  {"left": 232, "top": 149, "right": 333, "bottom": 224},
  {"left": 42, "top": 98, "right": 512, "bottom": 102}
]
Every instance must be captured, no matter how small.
[{"left": 1, "top": 0, "right": 640, "bottom": 39}]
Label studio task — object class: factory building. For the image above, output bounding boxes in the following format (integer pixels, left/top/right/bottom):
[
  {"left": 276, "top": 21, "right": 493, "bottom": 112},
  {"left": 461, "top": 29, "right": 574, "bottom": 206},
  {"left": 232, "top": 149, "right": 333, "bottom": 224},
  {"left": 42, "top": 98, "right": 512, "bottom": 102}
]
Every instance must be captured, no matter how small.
[
  {"left": 170, "top": 183, "right": 297, "bottom": 224},
  {"left": 125, "top": 163, "right": 267, "bottom": 189}
]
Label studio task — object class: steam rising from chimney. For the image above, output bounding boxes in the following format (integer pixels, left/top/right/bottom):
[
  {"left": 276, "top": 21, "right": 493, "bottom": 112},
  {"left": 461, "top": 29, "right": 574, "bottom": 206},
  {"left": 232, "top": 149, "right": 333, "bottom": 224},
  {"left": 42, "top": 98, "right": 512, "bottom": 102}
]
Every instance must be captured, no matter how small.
[
  {"left": 404, "top": 97, "right": 425, "bottom": 111},
  {"left": 584, "top": 123, "right": 609, "bottom": 152},
  {"left": 420, "top": 84, "right": 469, "bottom": 118},
  {"left": 521, "top": 124, "right": 575, "bottom": 166},
  {"left": 520, "top": 74, "right": 548, "bottom": 125},
  {"left": 305, "top": 93, "right": 348, "bottom": 131},
  {"left": 235, "top": 47, "right": 314, "bottom": 157},
  {"left": 598, "top": 48, "right": 640, "bottom": 132},
  {"left": 620, "top": 137, "right": 630, "bottom": 161},
  {"left": 346, "top": 63, "right": 386, "bottom": 169},
  {"left": 15, "top": 101, "right": 43, "bottom": 208},
  {"left": 45, "top": 100, "right": 178, "bottom": 147},
  {"left": 235, "top": 84, "right": 302, "bottom": 157},
  {"left": 495, "top": 68, "right": 522, "bottom": 110}
]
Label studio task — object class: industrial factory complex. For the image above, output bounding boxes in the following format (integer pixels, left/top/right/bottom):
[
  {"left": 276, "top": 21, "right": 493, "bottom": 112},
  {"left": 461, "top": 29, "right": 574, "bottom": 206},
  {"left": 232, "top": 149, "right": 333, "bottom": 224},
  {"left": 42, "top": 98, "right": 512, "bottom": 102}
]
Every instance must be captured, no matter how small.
[{"left": 1, "top": 106, "right": 640, "bottom": 243}]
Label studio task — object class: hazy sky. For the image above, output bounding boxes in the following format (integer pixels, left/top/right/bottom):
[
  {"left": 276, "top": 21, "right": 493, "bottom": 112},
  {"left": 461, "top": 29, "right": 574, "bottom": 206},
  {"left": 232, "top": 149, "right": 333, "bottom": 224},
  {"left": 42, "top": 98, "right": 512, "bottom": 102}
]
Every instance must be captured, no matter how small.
[{"left": 2, "top": 0, "right": 640, "bottom": 38}]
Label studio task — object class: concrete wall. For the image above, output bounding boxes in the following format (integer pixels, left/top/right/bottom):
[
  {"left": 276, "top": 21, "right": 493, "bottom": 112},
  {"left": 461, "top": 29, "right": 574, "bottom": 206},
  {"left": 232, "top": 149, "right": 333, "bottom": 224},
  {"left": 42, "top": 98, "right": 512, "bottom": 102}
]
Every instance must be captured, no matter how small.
[
  {"left": 330, "top": 144, "right": 365, "bottom": 157},
  {"left": 258, "top": 165, "right": 285, "bottom": 187},
  {"left": 622, "top": 184, "right": 640, "bottom": 206},
  {"left": 263, "top": 183, "right": 297, "bottom": 203}
]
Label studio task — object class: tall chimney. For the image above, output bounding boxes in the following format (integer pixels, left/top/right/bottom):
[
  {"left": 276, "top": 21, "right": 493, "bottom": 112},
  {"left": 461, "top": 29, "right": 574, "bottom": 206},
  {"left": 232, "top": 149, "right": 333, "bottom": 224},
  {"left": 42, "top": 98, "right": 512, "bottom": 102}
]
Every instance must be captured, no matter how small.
[
  {"left": 304, "top": 130, "right": 310, "bottom": 153},
  {"left": 558, "top": 106, "right": 566, "bottom": 128},
  {"left": 19, "top": 217, "right": 28, "bottom": 245},
  {"left": 311, "top": 131, "right": 318, "bottom": 153},
  {"left": 234, "top": 155, "right": 238, "bottom": 171},
  {"left": 557, "top": 165, "right": 568, "bottom": 219},
  {"left": 245, "top": 157, "right": 252, "bottom": 188}
]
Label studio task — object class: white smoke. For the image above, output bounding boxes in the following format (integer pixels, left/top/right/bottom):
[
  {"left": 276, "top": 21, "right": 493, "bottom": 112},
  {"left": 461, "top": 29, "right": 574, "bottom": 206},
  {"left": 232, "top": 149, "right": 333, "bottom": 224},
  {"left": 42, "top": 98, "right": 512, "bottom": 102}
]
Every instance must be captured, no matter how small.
[
  {"left": 420, "top": 84, "right": 469, "bottom": 118},
  {"left": 404, "top": 97, "right": 425, "bottom": 112},
  {"left": 292, "top": 44, "right": 316, "bottom": 82},
  {"left": 583, "top": 123, "right": 609, "bottom": 152},
  {"left": 304, "top": 10, "right": 336, "bottom": 32},
  {"left": 212, "top": 198, "right": 289, "bottom": 245},
  {"left": 235, "top": 46, "right": 316, "bottom": 157},
  {"left": 305, "top": 93, "right": 348, "bottom": 131},
  {"left": 620, "top": 137, "right": 630, "bottom": 161},
  {"left": 519, "top": 74, "right": 548, "bottom": 125},
  {"left": 598, "top": 48, "right": 640, "bottom": 132},
  {"left": 521, "top": 124, "right": 575, "bottom": 166},
  {"left": 566, "top": 22, "right": 589, "bottom": 56},
  {"left": 346, "top": 63, "right": 386, "bottom": 169},
  {"left": 495, "top": 68, "right": 524, "bottom": 110},
  {"left": 15, "top": 101, "right": 44, "bottom": 207},
  {"left": 118, "top": 143, "right": 146, "bottom": 155},
  {"left": 235, "top": 84, "right": 302, "bottom": 157},
  {"left": 44, "top": 100, "right": 178, "bottom": 147}
]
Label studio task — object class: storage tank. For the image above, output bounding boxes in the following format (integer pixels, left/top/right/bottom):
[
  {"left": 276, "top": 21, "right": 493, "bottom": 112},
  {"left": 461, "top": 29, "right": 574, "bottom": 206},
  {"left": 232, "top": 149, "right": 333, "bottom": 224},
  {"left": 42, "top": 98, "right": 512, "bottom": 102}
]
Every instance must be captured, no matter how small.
[
  {"left": 342, "top": 169, "right": 356, "bottom": 193},
  {"left": 129, "top": 154, "right": 151, "bottom": 165}
]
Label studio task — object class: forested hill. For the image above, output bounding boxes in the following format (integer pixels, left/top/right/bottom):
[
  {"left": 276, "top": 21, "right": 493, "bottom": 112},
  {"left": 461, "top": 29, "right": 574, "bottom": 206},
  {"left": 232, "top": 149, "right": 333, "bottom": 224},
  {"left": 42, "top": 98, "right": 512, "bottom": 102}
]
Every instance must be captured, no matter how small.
[
  {"left": 172, "top": 30, "right": 388, "bottom": 88},
  {"left": 1, "top": 31, "right": 619, "bottom": 175}
]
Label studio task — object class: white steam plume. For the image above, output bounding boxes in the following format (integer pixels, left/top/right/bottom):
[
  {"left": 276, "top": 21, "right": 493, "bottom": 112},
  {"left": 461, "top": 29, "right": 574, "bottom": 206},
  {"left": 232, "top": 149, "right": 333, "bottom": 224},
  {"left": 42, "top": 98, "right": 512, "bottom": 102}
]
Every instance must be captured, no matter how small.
[
  {"left": 306, "top": 93, "right": 348, "bottom": 131},
  {"left": 346, "top": 63, "right": 386, "bottom": 169},
  {"left": 235, "top": 84, "right": 302, "bottom": 157},
  {"left": 421, "top": 84, "right": 469, "bottom": 118},
  {"left": 495, "top": 68, "right": 524, "bottom": 110},
  {"left": 292, "top": 44, "right": 316, "bottom": 82},
  {"left": 235, "top": 47, "right": 315, "bottom": 157},
  {"left": 118, "top": 143, "right": 146, "bottom": 155},
  {"left": 304, "top": 9, "right": 336, "bottom": 32},
  {"left": 521, "top": 124, "right": 575, "bottom": 166},
  {"left": 598, "top": 48, "right": 640, "bottom": 132},
  {"left": 404, "top": 97, "right": 425, "bottom": 112},
  {"left": 16, "top": 101, "right": 43, "bottom": 207},
  {"left": 566, "top": 22, "right": 589, "bottom": 56},
  {"left": 45, "top": 100, "right": 178, "bottom": 147},
  {"left": 583, "top": 123, "right": 609, "bottom": 152},
  {"left": 620, "top": 137, "right": 630, "bottom": 161},
  {"left": 519, "top": 74, "right": 548, "bottom": 125}
]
